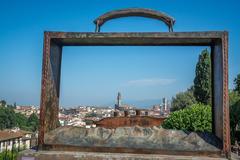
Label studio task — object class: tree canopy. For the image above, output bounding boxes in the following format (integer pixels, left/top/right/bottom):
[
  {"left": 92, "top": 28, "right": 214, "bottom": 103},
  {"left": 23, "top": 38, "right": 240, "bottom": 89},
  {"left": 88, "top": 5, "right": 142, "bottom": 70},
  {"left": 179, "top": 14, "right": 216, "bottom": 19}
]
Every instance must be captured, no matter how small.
[
  {"left": 171, "top": 87, "right": 197, "bottom": 111},
  {"left": 234, "top": 74, "right": 240, "bottom": 94},
  {"left": 27, "top": 113, "right": 39, "bottom": 131},
  {"left": 230, "top": 98, "right": 240, "bottom": 144},
  {"left": 229, "top": 74, "right": 240, "bottom": 144},
  {"left": 0, "top": 107, "right": 17, "bottom": 130},
  {"left": 0, "top": 105, "right": 39, "bottom": 132},
  {"left": 193, "top": 49, "right": 211, "bottom": 105},
  {"left": 0, "top": 100, "right": 6, "bottom": 107}
]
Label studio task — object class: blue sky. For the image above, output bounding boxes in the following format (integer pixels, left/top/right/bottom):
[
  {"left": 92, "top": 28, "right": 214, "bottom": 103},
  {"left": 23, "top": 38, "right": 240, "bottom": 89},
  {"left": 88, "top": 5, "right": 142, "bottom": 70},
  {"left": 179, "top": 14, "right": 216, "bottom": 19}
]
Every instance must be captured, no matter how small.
[
  {"left": 61, "top": 46, "right": 206, "bottom": 107},
  {"left": 0, "top": 0, "right": 239, "bottom": 107}
]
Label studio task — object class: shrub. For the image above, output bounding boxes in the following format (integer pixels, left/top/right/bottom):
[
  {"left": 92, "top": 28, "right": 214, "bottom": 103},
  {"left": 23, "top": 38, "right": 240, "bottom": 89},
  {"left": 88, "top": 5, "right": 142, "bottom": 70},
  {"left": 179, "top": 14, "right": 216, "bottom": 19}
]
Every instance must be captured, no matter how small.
[
  {"left": 0, "top": 150, "right": 18, "bottom": 160},
  {"left": 230, "top": 99, "right": 240, "bottom": 144},
  {"left": 162, "top": 104, "right": 212, "bottom": 132},
  {"left": 171, "top": 87, "right": 196, "bottom": 111}
]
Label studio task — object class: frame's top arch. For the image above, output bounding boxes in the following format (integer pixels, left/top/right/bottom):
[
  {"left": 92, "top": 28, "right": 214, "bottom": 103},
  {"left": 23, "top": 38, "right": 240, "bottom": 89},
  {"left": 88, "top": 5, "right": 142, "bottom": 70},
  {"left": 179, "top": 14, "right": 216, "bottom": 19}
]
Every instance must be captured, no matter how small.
[{"left": 94, "top": 8, "right": 175, "bottom": 32}]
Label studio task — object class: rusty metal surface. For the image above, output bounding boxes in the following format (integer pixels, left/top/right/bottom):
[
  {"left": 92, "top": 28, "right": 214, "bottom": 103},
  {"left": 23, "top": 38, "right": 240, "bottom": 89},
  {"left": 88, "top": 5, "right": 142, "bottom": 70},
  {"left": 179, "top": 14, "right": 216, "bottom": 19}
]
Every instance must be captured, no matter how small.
[
  {"left": 18, "top": 150, "right": 229, "bottom": 160},
  {"left": 41, "top": 144, "right": 223, "bottom": 158},
  {"left": 39, "top": 30, "right": 230, "bottom": 158},
  {"left": 39, "top": 32, "right": 62, "bottom": 148},
  {"left": 49, "top": 31, "right": 224, "bottom": 46},
  {"left": 38, "top": 32, "right": 50, "bottom": 147},
  {"left": 95, "top": 116, "right": 166, "bottom": 129},
  {"left": 93, "top": 8, "right": 175, "bottom": 32},
  {"left": 222, "top": 32, "right": 231, "bottom": 158}
]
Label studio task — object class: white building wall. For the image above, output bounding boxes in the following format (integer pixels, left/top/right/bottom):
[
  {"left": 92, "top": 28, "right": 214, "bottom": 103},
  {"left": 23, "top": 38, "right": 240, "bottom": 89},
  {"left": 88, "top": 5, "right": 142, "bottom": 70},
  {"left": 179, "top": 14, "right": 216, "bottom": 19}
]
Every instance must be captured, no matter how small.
[{"left": 0, "top": 138, "right": 31, "bottom": 153}]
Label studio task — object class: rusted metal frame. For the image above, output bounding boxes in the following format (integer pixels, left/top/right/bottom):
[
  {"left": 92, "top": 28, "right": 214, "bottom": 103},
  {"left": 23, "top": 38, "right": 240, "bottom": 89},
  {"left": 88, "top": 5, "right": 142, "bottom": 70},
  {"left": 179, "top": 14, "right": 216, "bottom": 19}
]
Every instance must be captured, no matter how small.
[
  {"left": 48, "top": 31, "right": 224, "bottom": 39},
  {"left": 212, "top": 39, "right": 223, "bottom": 143},
  {"left": 48, "top": 32, "right": 224, "bottom": 47},
  {"left": 93, "top": 8, "right": 175, "bottom": 32},
  {"left": 39, "top": 31, "right": 230, "bottom": 158},
  {"left": 211, "top": 32, "right": 230, "bottom": 158},
  {"left": 42, "top": 144, "right": 223, "bottom": 158},
  {"left": 39, "top": 32, "right": 50, "bottom": 148},
  {"left": 38, "top": 32, "right": 62, "bottom": 148},
  {"left": 211, "top": 44, "right": 215, "bottom": 136},
  {"left": 222, "top": 32, "right": 231, "bottom": 158}
]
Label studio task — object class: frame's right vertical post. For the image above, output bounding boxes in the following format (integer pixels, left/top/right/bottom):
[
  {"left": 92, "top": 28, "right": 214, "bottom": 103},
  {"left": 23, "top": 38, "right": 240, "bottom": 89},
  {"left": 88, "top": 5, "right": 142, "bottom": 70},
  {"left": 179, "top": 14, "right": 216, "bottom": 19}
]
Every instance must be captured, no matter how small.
[{"left": 212, "top": 32, "right": 231, "bottom": 158}]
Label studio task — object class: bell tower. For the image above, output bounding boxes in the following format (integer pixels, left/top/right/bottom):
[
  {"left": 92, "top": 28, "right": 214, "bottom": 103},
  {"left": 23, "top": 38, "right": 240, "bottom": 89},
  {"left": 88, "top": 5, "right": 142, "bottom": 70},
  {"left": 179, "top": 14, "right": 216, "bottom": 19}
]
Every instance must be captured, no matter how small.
[{"left": 117, "top": 92, "right": 121, "bottom": 107}]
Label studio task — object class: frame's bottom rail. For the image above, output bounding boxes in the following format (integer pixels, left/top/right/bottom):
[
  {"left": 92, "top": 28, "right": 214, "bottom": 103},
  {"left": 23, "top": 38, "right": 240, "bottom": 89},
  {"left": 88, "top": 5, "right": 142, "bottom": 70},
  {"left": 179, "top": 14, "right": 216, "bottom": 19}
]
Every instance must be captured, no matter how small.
[{"left": 40, "top": 144, "right": 225, "bottom": 158}]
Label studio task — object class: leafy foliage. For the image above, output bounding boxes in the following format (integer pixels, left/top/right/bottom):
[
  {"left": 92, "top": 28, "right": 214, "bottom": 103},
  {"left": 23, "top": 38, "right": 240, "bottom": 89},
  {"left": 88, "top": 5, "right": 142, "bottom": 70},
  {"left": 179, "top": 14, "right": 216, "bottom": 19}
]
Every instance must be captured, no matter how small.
[
  {"left": 0, "top": 100, "right": 6, "bottom": 106},
  {"left": 234, "top": 74, "right": 240, "bottom": 94},
  {"left": 0, "top": 105, "right": 39, "bottom": 132},
  {"left": 85, "top": 112, "right": 97, "bottom": 117},
  {"left": 163, "top": 104, "right": 212, "bottom": 132},
  {"left": 230, "top": 100, "right": 240, "bottom": 144},
  {"left": 0, "top": 150, "right": 18, "bottom": 160},
  {"left": 171, "top": 87, "right": 197, "bottom": 111},
  {"left": 229, "top": 89, "right": 240, "bottom": 144},
  {"left": 229, "top": 90, "right": 240, "bottom": 106},
  {"left": 15, "top": 113, "right": 28, "bottom": 127},
  {"left": 0, "top": 107, "right": 17, "bottom": 130},
  {"left": 27, "top": 113, "right": 39, "bottom": 131},
  {"left": 193, "top": 49, "right": 211, "bottom": 105}
]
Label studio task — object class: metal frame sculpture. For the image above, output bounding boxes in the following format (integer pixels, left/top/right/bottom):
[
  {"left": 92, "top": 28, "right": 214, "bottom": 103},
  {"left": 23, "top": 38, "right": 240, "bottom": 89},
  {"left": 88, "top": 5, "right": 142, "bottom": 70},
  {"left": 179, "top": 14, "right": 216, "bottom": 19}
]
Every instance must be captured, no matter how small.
[{"left": 38, "top": 8, "right": 230, "bottom": 158}]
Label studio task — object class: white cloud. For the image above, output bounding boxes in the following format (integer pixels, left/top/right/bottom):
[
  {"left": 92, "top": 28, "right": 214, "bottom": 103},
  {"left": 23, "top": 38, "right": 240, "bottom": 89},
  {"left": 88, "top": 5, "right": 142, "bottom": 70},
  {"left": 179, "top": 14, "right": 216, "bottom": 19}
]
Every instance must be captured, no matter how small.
[{"left": 124, "top": 78, "right": 176, "bottom": 87}]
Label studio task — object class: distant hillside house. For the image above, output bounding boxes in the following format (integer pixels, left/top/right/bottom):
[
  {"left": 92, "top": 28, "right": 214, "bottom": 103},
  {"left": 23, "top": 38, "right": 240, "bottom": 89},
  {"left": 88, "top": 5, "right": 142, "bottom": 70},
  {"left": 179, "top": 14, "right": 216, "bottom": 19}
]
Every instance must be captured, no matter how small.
[
  {"left": 15, "top": 105, "right": 39, "bottom": 117},
  {"left": 0, "top": 128, "right": 33, "bottom": 152}
]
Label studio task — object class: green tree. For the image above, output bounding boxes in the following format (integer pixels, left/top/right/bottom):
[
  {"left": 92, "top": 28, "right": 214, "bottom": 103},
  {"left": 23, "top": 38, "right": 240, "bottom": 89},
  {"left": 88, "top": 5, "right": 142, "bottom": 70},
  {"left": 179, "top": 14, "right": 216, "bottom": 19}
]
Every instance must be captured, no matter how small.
[
  {"left": 27, "top": 113, "right": 39, "bottom": 131},
  {"left": 230, "top": 100, "right": 240, "bottom": 144},
  {"left": 229, "top": 90, "right": 240, "bottom": 106},
  {"left": 85, "top": 112, "right": 97, "bottom": 118},
  {"left": 0, "top": 100, "right": 6, "bottom": 107},
  {"left": 171, "top": 87, "right": 197, "bottom": 111},
  {"left": 229, "top": 75, "right": 240, "bottom": 144},
  {"left": 0, "top": 107, "right": 16, "bottom": 129},
  {"left": 15, "top": 113, "right": 28, "bottom": 129},
  {"left": 193, "top": 49, "right": 211, "bottom": 105},
  {"left": 163, "top": 104, "right": 212, "bottom": 132},
  {"left": 234, "top": 74, "right": 240, "bottom": 94}
]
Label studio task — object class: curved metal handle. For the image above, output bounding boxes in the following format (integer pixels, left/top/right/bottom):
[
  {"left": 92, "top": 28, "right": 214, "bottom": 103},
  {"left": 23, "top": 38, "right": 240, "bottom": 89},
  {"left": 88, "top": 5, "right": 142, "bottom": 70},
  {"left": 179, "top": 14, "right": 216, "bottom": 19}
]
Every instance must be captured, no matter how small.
[{"left": 94, "top": 8, "right": 175, "bottom": 32}]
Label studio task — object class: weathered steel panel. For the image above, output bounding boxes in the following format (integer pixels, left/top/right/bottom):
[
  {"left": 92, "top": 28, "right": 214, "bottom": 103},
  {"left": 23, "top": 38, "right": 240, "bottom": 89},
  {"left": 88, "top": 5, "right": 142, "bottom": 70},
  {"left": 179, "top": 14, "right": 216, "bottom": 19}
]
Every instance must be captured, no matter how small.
[
  {"left": 96, "top": 116, "right": 166, "bottom": 128},
  {"left": 48, "top": 32, "right": 224, "bottom": 46},
  {"left": 39, "top": 33, "right": 62, "bottom": 147},
  {"left": 222, "top": 32, "right": 231, "bottom": 157},
  {"left": 212, "top": 39, "right": 223, "bottom": 140}
]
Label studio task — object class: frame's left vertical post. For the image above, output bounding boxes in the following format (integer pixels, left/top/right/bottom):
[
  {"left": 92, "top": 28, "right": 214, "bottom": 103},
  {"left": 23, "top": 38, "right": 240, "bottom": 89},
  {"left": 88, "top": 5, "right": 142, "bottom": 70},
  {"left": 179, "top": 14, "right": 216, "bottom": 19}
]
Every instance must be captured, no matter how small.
[{"left": 38, "top": 32, "right": 62, "bottom": 149}]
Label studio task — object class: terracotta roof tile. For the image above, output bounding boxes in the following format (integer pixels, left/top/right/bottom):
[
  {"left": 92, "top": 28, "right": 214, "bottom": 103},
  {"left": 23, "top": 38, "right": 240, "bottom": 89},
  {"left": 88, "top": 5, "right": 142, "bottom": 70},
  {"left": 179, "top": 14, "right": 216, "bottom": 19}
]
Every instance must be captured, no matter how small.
[{"left": 0, "top": 130, "right": 24, "bottom": 141}]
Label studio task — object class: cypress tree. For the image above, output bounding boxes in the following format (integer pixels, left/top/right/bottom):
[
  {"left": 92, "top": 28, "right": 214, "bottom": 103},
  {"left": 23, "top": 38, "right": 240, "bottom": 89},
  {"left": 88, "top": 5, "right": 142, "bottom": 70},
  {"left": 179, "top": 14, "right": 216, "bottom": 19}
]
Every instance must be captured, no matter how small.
[{"left": 193, "top": 49, "right": 211, "bottom": 105}]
